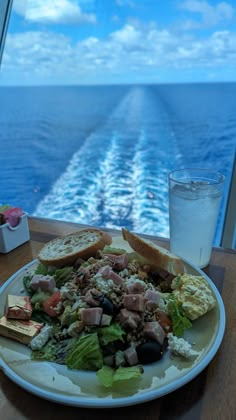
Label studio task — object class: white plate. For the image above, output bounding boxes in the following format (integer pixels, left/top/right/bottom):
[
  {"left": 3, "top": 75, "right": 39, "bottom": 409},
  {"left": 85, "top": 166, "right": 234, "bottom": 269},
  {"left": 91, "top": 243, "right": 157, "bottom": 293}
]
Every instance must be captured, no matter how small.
[{"left": 0, "top": 257, "right": 225, "bottom": 408}]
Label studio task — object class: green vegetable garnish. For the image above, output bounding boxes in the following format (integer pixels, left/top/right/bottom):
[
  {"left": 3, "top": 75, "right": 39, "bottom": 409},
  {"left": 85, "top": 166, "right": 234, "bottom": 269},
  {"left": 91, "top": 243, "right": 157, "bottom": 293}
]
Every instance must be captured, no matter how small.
[
  {"left": 102, "top": 246, "right": 127, "bottom": 255},
  {"left": 31, "top": 310, "right": 58, "bottom": 325},
  {"left": 66, "top": 333, "right": 103, "bottom": 371},
  {"left": 34, "top": 263, "right": 49, "bottom": 275},
  {"left": 96, "top": 365, "right": 143, "bottom": 390},
  {"left": 167, "top": 296, "right": 192, "bottom": 337},
  {"left": 54, "top": 266, "right": 74, "bottom": 287},
  {"left": 23, "top": 275, "right": 34, "bottom": 295},
  {"left": 98, "top": 323, "right": 126, "bottom": 346},
  {"left": 31, "top": 340, "right": 57, "bottom": 362},
  {"left": 60, "top": 305, "right": 77, "bottom": 326},
  {"left": 96, "top": 365, "right": 114, "bottom": 388},
  {"left": 30, "top": 290, "right": 51, "bottom": 309}
]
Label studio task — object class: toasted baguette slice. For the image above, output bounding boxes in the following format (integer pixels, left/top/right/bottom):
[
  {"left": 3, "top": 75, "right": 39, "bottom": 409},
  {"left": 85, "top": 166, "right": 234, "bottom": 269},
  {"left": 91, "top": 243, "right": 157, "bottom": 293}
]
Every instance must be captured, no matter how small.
[
  {"left": 122, "top": 228, "right": 185, "bottom": 275},
  {"left": 38, "top": 228, "right": 112, "bottom": 267}
]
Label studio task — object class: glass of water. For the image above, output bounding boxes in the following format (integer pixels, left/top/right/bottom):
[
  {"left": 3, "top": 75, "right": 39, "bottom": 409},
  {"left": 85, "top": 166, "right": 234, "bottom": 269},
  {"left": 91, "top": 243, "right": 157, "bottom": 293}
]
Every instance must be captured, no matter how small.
[{"left": 168, "top": 168, "right": 225, "bottom": 268}]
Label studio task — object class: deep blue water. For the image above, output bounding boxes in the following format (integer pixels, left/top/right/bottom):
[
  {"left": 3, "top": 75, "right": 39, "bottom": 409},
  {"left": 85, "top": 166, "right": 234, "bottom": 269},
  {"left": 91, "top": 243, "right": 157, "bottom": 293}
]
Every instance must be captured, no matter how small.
[{"left": 0, "top": 83, "right": 235, "bottom": 242}]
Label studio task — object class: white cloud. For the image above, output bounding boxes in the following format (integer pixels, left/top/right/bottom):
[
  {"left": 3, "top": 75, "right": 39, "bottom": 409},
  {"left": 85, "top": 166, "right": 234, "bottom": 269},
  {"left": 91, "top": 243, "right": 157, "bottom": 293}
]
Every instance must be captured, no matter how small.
[
  {"left": 2, "top": 21, "right": 236, "bottom": 84},
  {"left": 13, "top": 0, "right": 96, "bottom": 24},
  {"left": 110, "top": 24, "right": 142, "bottom": 48},
  {"left": 179, "top": 0, "right": 234, "bottom": 28}
]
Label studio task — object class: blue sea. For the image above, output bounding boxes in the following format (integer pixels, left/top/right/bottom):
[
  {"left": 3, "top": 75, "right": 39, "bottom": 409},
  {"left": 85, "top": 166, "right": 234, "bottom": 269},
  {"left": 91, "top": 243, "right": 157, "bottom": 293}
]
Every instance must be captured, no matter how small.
[{"left": 0, "top": 83, "right": 235, "bottom": 243}]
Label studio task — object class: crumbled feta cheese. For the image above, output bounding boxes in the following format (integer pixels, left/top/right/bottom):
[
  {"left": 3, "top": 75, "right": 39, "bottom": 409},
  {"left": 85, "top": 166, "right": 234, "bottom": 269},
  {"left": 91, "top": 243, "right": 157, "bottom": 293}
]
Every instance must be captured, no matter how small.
[
  {"left": 126, "top": 276, "right": 147, "bottom": 288},
  {"left": 29, "top": 325, "right": 53, "bottom": 350},
  {"left": 93, "top": 275, "right": 114, "bottom": 293},
  {"left": 167, "top": 333, "right": 198, "bottom": 359},
  {"left": 119, "top": 268, "right": 129, "bottom": 278}
]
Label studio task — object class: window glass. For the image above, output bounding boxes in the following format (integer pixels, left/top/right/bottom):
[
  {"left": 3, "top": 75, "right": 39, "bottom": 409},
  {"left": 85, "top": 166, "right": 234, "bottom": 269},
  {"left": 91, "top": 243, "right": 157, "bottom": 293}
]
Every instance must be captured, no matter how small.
[{"left": 0, "top": 0, "right": 235, "bottom": 242}]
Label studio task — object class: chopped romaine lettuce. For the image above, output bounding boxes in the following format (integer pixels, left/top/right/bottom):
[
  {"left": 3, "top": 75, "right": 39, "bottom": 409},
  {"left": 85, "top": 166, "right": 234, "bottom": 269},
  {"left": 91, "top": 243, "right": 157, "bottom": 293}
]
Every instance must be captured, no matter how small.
[
  {"left": 96, "top": 365, "right": 143, "bottom": 389},
  {"left": 54, "top": 266, "right": 74, "bottom": 287},
  {"left": 30, "top": 290, "right": 51, "bottom": 308},
  {"left": 98, "top": 323, "right": 126, "bottom": 346},
  {"left": 31, "top": 310, "right": 57, "bottom": 325},
  {"left": 66, "top": 333, "right": 103, "bottom": 371},
  {"left": 23, "top": 275, "right": 34, "bottom": 295},
  {"left": 31, "top": 340, "right": 57, "bottom": 362},
  {"left": 113, "top": 365, "right": 143, "bottom": 382},
  {"left": 167, "top": 295, "right": 192, "bottom": 337},
  {"left": 31, "top": 337, "right": 75, "bottom": 364},
  {"left": 102, "top": 246, "right": 127, "bottom": 255},
  {"left": 34, "top": 263, "right": 49, "bottom": 275},
  {"left": 60, "top": 305, "right": 77, "bottom": 326},
  {"left": 96, "top": 365, "right": 114, "bottom": 388}
]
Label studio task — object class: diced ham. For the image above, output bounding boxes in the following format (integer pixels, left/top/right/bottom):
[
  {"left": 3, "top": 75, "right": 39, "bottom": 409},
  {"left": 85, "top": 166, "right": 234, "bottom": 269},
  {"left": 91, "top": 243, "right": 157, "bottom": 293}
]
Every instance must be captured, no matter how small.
[
  {"left": 98, "top": 266, "right": 124, "bottom": 285},
  {"left": 144, "top": 289, "right": 161, "bottom": 310},
  {"left": 98, "top": 265, "right": 112, "bottom": 279},
  {"left": 30, "top": 274, "right": 56, "bottom": 292},
  {"left": 124, "top": 346, "right": 139, "bottom": 366},
  {"left": 113, "top": 254, "right": 129, "bottom": 270},
  {"left": 83, "top": 288, "right": 102, "bottom": 306},
  {"left": 126, "top": 281, "right": 145, "bottom": 294},
  {"left": 142, "top": 321, "right": 165, "bottom": 345},
  {"left": 109, "top": 271, "right": 124, "bottom": 285},
  {"left": 80, "top": 307, "right": 103, "bottom": 325},
  {"left": 103, "top": 253, "right": 129, "bottom": 271},
  {"left": 119, "top": 308, "right": 141, "bottom": 329},
  {"left": 75, "top": 266, "right": 90, "bottom": 282},
  {"left": 123, "top": 294, "right": 146, "bottom": 312}
]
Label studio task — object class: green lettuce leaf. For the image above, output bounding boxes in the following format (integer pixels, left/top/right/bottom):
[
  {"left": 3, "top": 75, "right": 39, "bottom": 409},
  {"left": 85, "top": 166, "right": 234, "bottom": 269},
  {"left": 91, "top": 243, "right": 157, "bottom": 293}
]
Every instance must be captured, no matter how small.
[
  {"left": 34, "top": 263, "right": 49, "bottom": 275},
  {"left": 23, "top": 275, "right": 34, "bottom": 295},
  {"left": 98, "top": 323, "right": 126, "bottom": 346},
  {"left": 66, "top": 333, "right": 103, "bottom": 371},
  {"left": 102, "top": 246, "right": 127, "bottom": 255},
  {"left": 96, "top": 365, "right": 143, "bottom": 390},
  {"left": 30, "top": 290, "right": 51, "bottom": 308},
  {"left": 167, "top": 295, "right": 192, "bottom": 337},
  {"left": 96, "top": 365, "right": 114, "bottom": 388},
  {"left": 31, "top": 340, "right": 57, "bottom": 362},
  {"left": 31, "top": 310, "right": 57, "bottom": 325},
  {"left": 113, "top": 365, "right": 143, "bottom": 382},
  {"left": 31, "top": 337, "right": 74, "bottom": 364},
  {"left": 54, "top": 266, "right": 74, "bottom": 287}
]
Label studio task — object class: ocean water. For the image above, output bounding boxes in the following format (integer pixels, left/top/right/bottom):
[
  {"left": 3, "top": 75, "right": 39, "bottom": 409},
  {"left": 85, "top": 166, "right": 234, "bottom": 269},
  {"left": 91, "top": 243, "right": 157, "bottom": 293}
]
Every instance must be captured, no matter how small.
[{"left": 0, "top": 83, "right": 235, "bottom": 242}]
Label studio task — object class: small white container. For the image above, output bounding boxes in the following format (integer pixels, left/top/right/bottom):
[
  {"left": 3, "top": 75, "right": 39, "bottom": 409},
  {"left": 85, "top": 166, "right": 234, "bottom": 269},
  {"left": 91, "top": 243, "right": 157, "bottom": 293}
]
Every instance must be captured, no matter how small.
[{"left": 0, "top": 213, "right": 30, "bottom": 253}]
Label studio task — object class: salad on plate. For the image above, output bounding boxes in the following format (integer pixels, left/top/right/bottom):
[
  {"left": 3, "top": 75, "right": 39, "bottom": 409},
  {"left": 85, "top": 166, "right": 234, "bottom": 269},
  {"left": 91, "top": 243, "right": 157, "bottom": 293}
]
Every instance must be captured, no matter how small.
[{"left": 0, "top": 227, "right": 218, "bottom": 392}]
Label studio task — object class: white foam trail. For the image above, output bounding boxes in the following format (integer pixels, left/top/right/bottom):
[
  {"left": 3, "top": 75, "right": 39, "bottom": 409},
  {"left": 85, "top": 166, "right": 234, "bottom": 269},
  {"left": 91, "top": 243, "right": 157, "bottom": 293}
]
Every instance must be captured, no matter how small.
[
  {"left": 33, "top": 89, "right": 138, "bottom": 225},
  {"left": 34, "top": 85, "right": 185, "bottom": 237}
]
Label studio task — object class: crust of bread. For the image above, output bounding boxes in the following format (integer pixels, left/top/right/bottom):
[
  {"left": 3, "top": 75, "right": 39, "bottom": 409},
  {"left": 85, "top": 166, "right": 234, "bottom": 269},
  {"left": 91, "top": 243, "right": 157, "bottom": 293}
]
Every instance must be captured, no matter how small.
[
  {"left": 38, "top": 228, "right": 112, "bottom": 267},
  {"left": 121, "top": 228, "right": 185, "bottom": 275}
]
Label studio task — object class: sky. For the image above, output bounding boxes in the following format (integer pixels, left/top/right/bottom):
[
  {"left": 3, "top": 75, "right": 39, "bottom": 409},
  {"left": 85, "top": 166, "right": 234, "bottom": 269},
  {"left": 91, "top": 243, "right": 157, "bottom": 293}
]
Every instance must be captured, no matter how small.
[{"left": 1, "top": 0, "right": 236, "bottom": 85}]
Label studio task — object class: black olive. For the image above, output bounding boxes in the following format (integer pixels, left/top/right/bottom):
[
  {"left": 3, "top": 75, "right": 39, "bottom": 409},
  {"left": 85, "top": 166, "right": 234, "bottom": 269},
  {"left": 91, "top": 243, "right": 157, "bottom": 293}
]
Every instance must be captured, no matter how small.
[
  {"left": 136, "top": 341, "right": 163, "bottom": 364},
  {"left": 100, "top": 297, "right": 114, "bottom": 315}
]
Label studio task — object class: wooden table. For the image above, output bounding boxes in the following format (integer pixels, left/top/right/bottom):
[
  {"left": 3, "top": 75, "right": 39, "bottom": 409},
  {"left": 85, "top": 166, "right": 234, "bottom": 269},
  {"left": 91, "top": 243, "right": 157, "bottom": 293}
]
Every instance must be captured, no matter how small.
[{"left": 1, "top": 216, "right": 236, "bottom": 420}]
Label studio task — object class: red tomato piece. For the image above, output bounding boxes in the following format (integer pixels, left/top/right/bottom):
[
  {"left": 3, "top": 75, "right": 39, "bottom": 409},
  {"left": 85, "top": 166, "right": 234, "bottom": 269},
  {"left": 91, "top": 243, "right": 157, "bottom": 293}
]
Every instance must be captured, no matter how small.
[
  {"left": 43, "top": 290, "right": 62, "bottom": 317},
  {"left": 155, "top": 309, "right": 172, "bottom": 333}
]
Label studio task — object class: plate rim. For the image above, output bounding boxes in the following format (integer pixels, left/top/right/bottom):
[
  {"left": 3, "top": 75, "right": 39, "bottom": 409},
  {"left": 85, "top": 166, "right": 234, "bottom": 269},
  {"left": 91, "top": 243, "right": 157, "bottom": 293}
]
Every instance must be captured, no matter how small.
[{"left": 0, "top": 257, "right": 226, "bottom": 408}]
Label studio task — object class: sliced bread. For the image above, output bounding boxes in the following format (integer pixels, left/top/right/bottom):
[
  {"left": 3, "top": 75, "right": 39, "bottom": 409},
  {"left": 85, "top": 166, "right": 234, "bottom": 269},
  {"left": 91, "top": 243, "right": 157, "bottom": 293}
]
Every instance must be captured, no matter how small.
[
  {"left": 38, "top": 228, "right": 113, "bottom": 267},
  {"left": 121, "top": 228, "right": 185, "bottom": 275}
]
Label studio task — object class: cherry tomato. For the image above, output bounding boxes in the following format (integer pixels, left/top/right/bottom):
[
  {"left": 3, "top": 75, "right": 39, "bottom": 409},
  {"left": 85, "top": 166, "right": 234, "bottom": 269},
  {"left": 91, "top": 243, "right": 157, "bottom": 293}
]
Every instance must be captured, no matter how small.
[{"left": 43, "top": 290, "right": 62, "bottom": 317}]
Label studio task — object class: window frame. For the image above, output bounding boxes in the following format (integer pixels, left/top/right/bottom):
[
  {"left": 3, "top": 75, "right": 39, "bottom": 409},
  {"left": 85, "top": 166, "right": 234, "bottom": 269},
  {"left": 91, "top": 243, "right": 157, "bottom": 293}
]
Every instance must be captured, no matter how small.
[
  {"left": 0, "top": 0, "right": 13, "bottom": 65},
  {"left": 0, "top": 2, "right": 235, "bottom": 248},
  {"left": 221, "top": 152, "right": 236, "bottom": 249}
]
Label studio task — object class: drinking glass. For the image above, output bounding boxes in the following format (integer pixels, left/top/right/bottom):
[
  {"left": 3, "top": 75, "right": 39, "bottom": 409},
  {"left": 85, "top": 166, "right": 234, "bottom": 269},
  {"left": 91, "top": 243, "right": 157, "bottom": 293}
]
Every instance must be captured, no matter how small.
[{"left": 168, "top": 168, "right": 225, "bottom": 268}]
